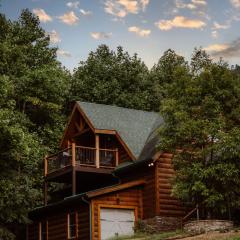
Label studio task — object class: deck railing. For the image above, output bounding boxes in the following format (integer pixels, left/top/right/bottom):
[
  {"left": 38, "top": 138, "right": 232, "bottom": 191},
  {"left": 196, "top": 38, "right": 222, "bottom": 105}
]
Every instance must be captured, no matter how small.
[
  {"left": 45, "top": 144, "right": 118, "bottom": 175},
  {"left": 100, "top": 149, "right": 118, "bottom": 167},
  {"left": 46, "top": 147, "right": 72, "bottom": 174}
]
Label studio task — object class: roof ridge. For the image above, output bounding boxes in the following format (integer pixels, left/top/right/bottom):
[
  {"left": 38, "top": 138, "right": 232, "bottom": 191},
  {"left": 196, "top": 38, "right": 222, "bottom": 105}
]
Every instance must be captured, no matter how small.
[{"left": 78, "top": 101, "right": 159, "bottom": 116}]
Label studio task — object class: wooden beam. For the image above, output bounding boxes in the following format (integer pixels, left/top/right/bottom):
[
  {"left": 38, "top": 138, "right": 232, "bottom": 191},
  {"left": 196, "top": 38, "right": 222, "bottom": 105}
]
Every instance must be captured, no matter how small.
[
  {"left": 72, "top": 168, "right": 76, "bottom": 195},
  {"left": 60, "top": 103, "right": 95, "bottom": 149},
  {"left": 44, "top": 181, "right": 48, "bottom": 206},
  {"left": 95, "top": 129, "right": 116, "bottom": 134},
  {"left": 87, "top": 179, "right": 146, "bottom": 198},
  {"left": 44, "top": 155, "right": 48, "bottom": 176},
  {"left": 72, "top": 128, "right": 90, "bottom": 138},
  {"left": 72, "top": 142, "right": 76, "bottom": 195},
  {"left": 95, "top": 134, "right": 100, "bottom": 168},
  {"left": 72, "top": 142, "right": 76, "bottom": 167},
  {"left": 74, "top": 121, "right": 83, "bottom": 133}
]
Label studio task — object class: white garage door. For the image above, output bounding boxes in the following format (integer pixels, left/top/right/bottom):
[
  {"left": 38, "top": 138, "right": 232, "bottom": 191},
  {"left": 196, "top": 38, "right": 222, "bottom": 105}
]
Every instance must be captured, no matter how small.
[{"left": 100, "top": 208, "right": 135, "bottom": 240}]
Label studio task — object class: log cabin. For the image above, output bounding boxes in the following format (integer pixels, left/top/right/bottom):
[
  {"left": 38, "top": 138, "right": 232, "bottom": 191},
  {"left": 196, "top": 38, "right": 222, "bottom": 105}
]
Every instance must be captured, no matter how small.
[{"left": 28, "top": 101, "right": 188, "bottom": 240}]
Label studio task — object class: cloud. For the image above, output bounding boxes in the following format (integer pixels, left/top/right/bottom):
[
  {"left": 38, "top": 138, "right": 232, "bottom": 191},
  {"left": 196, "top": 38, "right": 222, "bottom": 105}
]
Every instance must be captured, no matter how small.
[
  {"left": 155, "top": 16, "right": 206, "bottom": 30},
  {"left": 175, "top": 0, "right": 196, "bottom": 10},
  {"left": 192, "top": 0, "right": 207, "bottom": 5},
  {"left": 174, "top": 0, "right": 208, "bottom": 18},
  {"left": 230, "top": 0, "right": 240, "bottom": 8},
  {"left": 141, "top": 0, "right": 150, "bottom": 11},
  {"left": 204, "top": 38, "right": 240, "bottom": 58},
  {"left": 204, "top": 44, "right": 229, "bottom": 52},
  {"left": 211, "top": 21, "right": 230, "bottom": 39},
  {"left": 212, "top": 21, "right": 230, "bottom": 29},
  {"left": 57, "top": 49, "right": 71, "bottom": 57},
  {"left": 128, "top": 26, "right": 151, "bottom": 37},
  {"left": 104, "top": 0, "right": 150, "bottom": 18},
  {"left": 66, "top": 1, "right": 80, "bottom": 9},
  {"left": 175, "top": 0, "right": 207, "bottom": 10},
  {"left": 48, "top": 30, "right": 61, "bottom": 44},
  {"left": 80, "top": 9, "right": 92, "bottom": 16},
  {"left": 58, "top": 11, "right": 79, "bottom": 25},
  {"left": 32, "top": 8, "right": 52, "bottom": 23},
  {"left": 90, "top": 32, "right": 112, "bottom": 40},
  {"left": 211, "top": 30, "right": 218, "bottom": 39}
]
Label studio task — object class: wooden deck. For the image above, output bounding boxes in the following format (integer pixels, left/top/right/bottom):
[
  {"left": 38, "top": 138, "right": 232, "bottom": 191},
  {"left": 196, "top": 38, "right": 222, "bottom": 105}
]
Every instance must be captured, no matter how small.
[{"left": 44, "top": 143, "right": 119, "bottom": 177}]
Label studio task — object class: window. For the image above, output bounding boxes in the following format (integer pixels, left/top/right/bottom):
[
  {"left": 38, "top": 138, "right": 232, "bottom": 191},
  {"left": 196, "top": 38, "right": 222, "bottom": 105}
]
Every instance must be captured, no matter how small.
[
  {"left": 68, "top": 211, "right": 77, "bottom": 239},
  {"left": 39, "top": 221, "right": 48, "bottom": 240}
]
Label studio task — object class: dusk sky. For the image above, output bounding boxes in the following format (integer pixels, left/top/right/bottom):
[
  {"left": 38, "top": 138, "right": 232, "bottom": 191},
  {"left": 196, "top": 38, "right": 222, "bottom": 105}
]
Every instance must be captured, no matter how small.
[{"left": 1, "top": 0, "right": 240, "bottom": 71}]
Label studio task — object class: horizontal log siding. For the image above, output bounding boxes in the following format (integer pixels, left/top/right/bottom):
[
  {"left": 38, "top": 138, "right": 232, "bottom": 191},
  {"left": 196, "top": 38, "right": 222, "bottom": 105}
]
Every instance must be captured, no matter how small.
[
  {"left": 91, "top": 187, "right": 142, "bottom": 240},
  {"left": 28, "top": 223, "right": 38, "bottom": 240},
  {"left": 120, "top": 166, "right": 156, "bottom": 219},
  {"left": 48, "top": 213, "right": 67, "bottom": 240},
  {"left": 78, "top": 204, "right": 90, "bottom": 240},
  {"left": 28, "top": 202, "right": 90, "bottom": 240},
  {"left": 156, "top": 153, "right": 186, "bottom": 217}
]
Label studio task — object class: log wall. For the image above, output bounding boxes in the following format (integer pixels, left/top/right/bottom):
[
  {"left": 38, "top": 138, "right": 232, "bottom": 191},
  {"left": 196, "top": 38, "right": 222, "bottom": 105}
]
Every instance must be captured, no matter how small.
[
  {"left": 28, "top": 202, "right": 90, "bottom": 240},
  {"left": 155, "top": 153, "right": 186, "bottom": 217},
  {"left": 120, "top": 166, "right": 156, "bottom": 219},
  {"left": 91, "top": 187, "right": 142, "bottom": 240}
]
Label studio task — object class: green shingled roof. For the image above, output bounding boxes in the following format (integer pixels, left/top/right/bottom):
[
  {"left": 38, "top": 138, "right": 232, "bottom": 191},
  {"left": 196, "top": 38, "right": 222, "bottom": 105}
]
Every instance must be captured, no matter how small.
[{"left": 77, "top": 102, "right": 163, "bottom": 161}]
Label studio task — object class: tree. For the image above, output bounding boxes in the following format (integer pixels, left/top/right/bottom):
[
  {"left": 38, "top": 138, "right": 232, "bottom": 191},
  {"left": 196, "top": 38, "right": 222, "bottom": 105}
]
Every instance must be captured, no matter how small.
[
  {"left": 149, "top": 49, "right": 189, "bottom": 111},
  {"left": 0, "top": 9, "right": 71, "bottom": 149},
  {"left": 71, "top": 44, "right": 151, "bottom": 110},
  {"left": 158, "top": 50, "right": 240, "bottom": 218},
  {"left": 0, "top": 10, "right": 71, "bottom": 238}
]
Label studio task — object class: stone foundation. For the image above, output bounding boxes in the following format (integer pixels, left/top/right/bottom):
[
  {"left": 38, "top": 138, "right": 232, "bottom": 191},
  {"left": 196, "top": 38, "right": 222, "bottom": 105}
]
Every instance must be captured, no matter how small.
[
  {"left": 184, "top": 220, "right": 234, "bottom": 233},
  {"left": 141, "top": 216, "right": 182, "bottom": 233}
]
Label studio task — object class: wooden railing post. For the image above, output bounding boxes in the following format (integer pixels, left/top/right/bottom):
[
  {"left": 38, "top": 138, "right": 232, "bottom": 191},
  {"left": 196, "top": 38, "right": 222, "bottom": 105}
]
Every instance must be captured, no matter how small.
[
  {"left": 95, "top": 134, "right": 100, "bottom": 168},
  {"left": 72, "top": 142, "right": 76, "bottom": 167},
  {"left": 72, "top": 142, "right": 76, "bottom": 195},
  {"left": 44, "top": 155, "right": 48, "bottom": 176},
  {"left": 116, "top": 148, "right": 119, "bottom": 166},
  {"left": 44, "top": 155, "right": 48, "bottom": 205}
]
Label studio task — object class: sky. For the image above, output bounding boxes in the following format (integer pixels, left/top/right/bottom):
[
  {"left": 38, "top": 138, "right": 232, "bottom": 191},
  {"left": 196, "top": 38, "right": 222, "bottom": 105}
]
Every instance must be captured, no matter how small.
[{"left": 1, "top": 0, "right": 240, "bottom": 71}]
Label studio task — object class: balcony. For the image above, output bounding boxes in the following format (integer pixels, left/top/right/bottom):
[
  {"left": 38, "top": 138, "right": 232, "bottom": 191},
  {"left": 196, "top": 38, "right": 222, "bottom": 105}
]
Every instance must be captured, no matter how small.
[{"left": 44, "top": 143, "right": 119, "bottom": 176}]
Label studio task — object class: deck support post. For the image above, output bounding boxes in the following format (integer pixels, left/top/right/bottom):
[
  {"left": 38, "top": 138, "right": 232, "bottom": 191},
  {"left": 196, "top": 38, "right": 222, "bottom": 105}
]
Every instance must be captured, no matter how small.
[
  {"left": 44, "top": 155, "right": 48, "bottom": 176},
  {"left": 72, "top": 142, "right": 76, "bottom": 195},
  {"left": 44, "top": 181, "right": 48, "bottom": 206},
  {"left": 95, "top": 134, "right": 100, "bottom": 168},
  {"left": 44, "top": 155, "right": 48, "bottom": 205}
]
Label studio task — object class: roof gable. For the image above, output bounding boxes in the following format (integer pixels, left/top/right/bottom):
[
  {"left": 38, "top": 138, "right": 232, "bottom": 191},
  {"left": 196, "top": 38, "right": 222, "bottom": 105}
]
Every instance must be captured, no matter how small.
[{"left": 77, "top": 101, "right": 163, "bottom": 160}]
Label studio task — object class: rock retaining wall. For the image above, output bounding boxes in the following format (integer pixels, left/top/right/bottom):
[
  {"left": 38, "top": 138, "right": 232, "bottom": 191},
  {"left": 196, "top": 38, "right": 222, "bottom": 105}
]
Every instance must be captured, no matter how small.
[
  {"left": 141, "top": 216, "right": 182, "bottom": 233},
  {"left": 184, "top": 220, "right": 233, "bottom": 233}
]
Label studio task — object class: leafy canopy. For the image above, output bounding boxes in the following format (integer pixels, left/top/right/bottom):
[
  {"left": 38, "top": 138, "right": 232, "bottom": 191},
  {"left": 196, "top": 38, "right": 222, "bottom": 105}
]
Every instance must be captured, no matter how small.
[
  {"left": 0, "top": 9, "right": 70, "bottom": 239},
  {"left": 71, "top": 44, "right": 151, "bottom": 110},
  {"left": 158, "top": 49, "right": 240, "bottom": 217}
]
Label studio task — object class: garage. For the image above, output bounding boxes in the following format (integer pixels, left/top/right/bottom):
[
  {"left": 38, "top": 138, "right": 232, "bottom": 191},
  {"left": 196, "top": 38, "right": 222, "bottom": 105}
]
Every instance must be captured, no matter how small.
[{"left": 100, "top": 208, "right": 136, "bottom": 240}]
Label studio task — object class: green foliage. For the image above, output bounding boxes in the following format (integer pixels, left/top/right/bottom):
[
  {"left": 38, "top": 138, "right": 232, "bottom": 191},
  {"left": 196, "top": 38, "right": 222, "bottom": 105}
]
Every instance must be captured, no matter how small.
[
  {"left": 158, "top": 49, "right": 240, "bottom": 217},
  {"left": 1, "top": 7, "right": 240, "bottom": 239},
  {"left": 71, "top": 44, "right": 151, "bottom": 110},
  {"left": 0, "top": 9, "right": 70, "bottom": 239},
  {"left": 148, "top": 49, "right": 189, "bottom": 111}
]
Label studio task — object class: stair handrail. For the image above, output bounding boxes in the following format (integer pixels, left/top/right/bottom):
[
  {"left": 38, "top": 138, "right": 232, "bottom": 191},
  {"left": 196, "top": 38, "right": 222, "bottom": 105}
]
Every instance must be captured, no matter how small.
[{"left": 181, "top": 204, "right": 200, "bottom": 229}]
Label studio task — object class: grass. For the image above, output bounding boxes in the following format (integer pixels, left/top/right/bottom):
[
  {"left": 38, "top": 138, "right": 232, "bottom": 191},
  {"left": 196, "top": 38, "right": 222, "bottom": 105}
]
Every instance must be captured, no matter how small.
[
  {"left": 109, "top": 230, "right": 184, "bottom": 240},
  {"left": 108, "top": 229, "right": 240, "bottom": 240}
]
